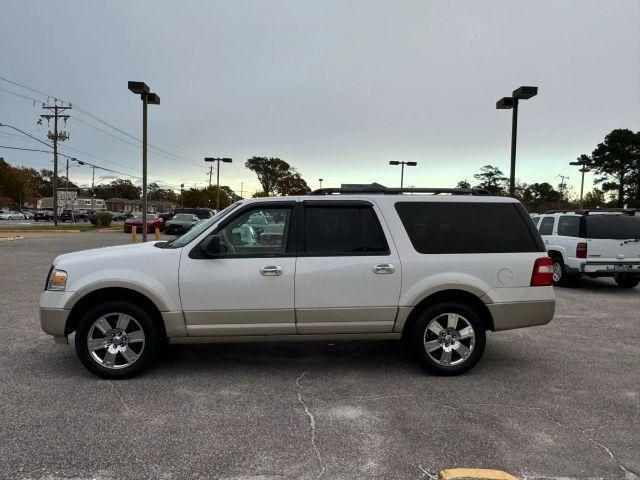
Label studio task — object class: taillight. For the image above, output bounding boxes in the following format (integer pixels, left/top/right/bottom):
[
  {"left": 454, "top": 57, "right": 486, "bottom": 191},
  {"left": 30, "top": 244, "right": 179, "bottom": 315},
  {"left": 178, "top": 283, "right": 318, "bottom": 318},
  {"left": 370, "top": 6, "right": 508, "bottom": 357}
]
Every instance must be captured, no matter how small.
[
  {"left": 576, "top": 242, "right": 587, "bottom": 259},
  {"left": 531, "top": 257, "right": 554, "bottom": 286}
]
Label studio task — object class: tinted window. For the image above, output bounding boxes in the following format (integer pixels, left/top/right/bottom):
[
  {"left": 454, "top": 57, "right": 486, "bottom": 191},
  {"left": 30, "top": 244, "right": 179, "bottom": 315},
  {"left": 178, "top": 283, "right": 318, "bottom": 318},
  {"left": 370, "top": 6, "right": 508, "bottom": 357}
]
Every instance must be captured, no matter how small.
[
  {"left": 531, "top": 216, "right": 541, "bottom": 226},
  {"left": 304, "top": 206, "right": 388, "bottom": 254},
  {"left": 585, "top": 215, "right": 640, "bottom": 239},
  {"left": 539, "top": 217, "right": 555, "bottom": 235},
  {"left": 395, "top": 202, "right": 540, "bottom": 254},
  {"left": 557, "top": 216, "right": 581, "bottom": 237}
]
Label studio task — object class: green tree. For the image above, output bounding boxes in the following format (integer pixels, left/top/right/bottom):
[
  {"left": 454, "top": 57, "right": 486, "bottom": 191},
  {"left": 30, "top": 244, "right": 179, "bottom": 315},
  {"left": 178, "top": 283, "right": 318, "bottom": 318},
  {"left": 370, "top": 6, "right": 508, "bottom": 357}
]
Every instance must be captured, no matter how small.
[
  {"left": 473, "top": 165, "right": 507, "bottom": 195},
  {"left": 456, "top": 180, "right": 471, "bottom": 189},
  {"left": 276, "top": 171, "right": 311, "bottom": 195},
  {"left": 590, "top": 129, "right": 640, "bottom": 207},
  {"left": 525, "top": 182, "right": 561, "bottom": 202},
  {"left": 245, "top": 157, "right": 291, "bottom": 195},
  {"left": 582, "top": 188, "right": 606, "bottom": 208}
]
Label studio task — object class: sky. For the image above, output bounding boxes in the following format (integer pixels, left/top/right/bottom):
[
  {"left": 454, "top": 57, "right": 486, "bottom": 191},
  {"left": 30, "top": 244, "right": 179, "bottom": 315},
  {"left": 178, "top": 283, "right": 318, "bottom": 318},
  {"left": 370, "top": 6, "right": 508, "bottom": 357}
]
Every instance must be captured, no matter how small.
[{"left": 1, "top": 0, "right": 639, "bottom": 197}]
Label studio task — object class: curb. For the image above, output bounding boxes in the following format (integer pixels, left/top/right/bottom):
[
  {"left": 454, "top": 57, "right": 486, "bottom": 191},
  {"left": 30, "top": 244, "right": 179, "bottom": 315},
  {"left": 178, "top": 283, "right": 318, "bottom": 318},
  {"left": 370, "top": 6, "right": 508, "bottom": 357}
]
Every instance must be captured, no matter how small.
[
  {"left": 0, "top": 235, "right": 24, "bottom": 242},
  {"left": 0, "top": 229, "right": 82, "bottom": 234},
  {"left": 439, "top": 469, "right": 518, "bottom": 480}
]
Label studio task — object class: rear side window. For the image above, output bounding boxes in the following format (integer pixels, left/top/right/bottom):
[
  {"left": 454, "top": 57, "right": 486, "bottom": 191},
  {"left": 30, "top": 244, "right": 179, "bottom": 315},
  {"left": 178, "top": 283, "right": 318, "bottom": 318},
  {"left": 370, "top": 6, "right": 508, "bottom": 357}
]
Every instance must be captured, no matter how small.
[
  {"left": 539, "top": 217, "right": 555, "bottom": 235},
  {"left": 394, "top": 202, "right": 541, "bottom": 254},
  {"left": 557, "top": 216, "right": 581, "bottom": 237},
  {"left": 584, "top": 215, "right": 640, "bottom": 239},
  {"left": 304, "top": 206, "right": 388, "bottom": 255}
]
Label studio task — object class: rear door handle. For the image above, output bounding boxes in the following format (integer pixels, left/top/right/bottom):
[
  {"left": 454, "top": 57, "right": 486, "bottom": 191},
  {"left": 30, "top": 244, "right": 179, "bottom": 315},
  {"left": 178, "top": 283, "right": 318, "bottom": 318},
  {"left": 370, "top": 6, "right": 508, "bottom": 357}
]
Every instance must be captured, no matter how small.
[
  {"left": 260, "top": 265, "right": 283, "bottom": 276},
  {"left": 373, "top": 263, "right": 395, "bottom": 274}
]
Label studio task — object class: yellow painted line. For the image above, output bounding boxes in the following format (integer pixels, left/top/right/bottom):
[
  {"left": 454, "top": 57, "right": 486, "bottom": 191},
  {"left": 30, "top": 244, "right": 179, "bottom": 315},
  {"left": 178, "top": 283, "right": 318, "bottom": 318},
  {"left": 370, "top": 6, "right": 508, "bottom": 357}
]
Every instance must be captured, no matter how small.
[
  {"left": 439, "top": 468, "right": 518, "bottom": 480},
  {"left": 0, "top": 235, "right": 24, "bottom": 241}
]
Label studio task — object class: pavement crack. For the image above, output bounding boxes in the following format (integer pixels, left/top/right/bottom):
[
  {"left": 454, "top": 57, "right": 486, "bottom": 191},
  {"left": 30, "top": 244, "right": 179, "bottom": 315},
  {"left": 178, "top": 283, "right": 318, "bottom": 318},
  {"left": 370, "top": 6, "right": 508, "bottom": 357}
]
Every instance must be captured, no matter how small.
[
  {"left": 580, "top": 432, "right": 639, "bottom": 479},
  {"left": 108, "top": 381, "right": 132, "bottom": 415},
  {"left": 295, "top": 369, "right": 325, "bottom": 479}
]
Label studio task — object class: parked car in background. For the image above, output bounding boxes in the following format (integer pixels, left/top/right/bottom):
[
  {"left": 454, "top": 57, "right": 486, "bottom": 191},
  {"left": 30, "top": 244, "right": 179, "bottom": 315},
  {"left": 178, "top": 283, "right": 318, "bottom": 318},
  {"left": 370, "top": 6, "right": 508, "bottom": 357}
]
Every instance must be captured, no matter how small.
[
  {"left": 160, "top": 212, "right": 174, "bottom": 223},
  {"left": 34, "top": 210, "right": 54, "bottom": 222},
  {"left": 40, "top": 188, "right": 555, "bottom": 379},
  {"left": 0, "top": 210, "right": 26, "bottom": 220},
  {"left": 174, "top": 207, "right": 214, "bottom": 220},
  {"left": 164, "top": 213, "right": 199, "bottom": 235},
  {"left": 60, "top": 210, "right": 90, "bottom": 222},
  {"left": 123, "top": 214, "right": 164, "bottom": 233},
  {"left": 21, "top": 209, "right": 34, "bottom": 219},
  {"left": 259, "top": 223, "right": 285, "bottom": 246},
  {"left": 108, "top": 211, "right": 126, "bottom": 221},
  {"left": 537, "top": 209, "right": 640, "bottom": 288}
]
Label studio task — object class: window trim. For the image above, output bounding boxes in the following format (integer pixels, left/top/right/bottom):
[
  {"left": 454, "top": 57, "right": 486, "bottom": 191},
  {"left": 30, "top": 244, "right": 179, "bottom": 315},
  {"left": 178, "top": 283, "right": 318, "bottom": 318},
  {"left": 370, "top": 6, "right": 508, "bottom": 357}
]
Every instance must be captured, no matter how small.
[
  {"left": 188, "top": 201, "right": 298, "bottom": 259},
  {"left": 297, "top": 201, "right": 391, "bottom": 257}
]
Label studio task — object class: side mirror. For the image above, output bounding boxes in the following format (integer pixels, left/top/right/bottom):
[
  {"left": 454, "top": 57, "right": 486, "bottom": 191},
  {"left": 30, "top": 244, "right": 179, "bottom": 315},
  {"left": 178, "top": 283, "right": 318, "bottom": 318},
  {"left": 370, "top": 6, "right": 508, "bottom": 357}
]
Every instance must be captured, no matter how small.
[{"left": 200, "top": 235, "right": 221, "bottom": 257}]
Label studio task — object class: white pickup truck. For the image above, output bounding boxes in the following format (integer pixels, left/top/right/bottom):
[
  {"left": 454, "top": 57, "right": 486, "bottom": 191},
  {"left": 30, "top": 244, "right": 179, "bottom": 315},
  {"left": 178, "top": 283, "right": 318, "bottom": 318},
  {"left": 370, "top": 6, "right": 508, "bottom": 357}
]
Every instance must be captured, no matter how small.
[{"left": 536, "top": 209, "right": 640, "bottom": 287}]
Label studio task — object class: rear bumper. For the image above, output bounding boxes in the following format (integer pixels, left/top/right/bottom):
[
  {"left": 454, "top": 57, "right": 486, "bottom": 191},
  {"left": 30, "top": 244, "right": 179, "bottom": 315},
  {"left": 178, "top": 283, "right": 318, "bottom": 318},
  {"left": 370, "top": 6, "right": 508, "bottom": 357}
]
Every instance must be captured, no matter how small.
[
  {"left": 567, "top": 259, "right": 640, "bottom": 276},
  {"left": 488, "top": 300, "right": 555, "bottom": 331}
]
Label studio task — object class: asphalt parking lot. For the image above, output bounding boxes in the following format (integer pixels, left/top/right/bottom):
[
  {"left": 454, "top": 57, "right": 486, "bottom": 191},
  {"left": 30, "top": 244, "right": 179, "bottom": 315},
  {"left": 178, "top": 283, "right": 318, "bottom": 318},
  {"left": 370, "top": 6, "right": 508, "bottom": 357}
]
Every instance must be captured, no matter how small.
[{"left": 1, "top": 232, "right": 638, "bottom": 480}]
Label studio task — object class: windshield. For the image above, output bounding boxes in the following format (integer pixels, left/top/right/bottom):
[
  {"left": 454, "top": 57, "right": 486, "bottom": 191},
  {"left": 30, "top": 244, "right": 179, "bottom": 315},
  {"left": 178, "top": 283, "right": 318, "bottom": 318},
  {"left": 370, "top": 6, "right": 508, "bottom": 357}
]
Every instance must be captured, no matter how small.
[
  {"left": 172, "top": 214, "right": 193, "bottom": 221},
  {"left": 584, "top": 214, "right": 640, "bottom": 239},
  {"left": 166, "top": 203, "right": 241, "bottom": 248}
]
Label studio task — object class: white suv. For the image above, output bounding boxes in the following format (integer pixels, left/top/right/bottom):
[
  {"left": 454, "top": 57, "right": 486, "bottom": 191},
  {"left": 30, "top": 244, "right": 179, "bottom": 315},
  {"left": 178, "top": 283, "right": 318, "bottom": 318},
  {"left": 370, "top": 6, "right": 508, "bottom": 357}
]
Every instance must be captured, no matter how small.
[
  {"left": 40, "top": 188, "right": 555, "bottom": 379},
  {"left": 537, "top": 209, "right": 640, "bottom": 288}
]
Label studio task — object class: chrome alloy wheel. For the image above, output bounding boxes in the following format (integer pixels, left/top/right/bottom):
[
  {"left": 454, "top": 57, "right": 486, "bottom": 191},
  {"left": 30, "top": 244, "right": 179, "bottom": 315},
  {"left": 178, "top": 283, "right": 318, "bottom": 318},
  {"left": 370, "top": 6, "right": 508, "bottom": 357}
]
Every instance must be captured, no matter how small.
[
  {"left": 552, "top": 262, "right": 562, "bottom": 282},
  {"left": 423, "top": 313, "right": 475, "bottom": 366},
  {"left": 87, "top": 313, "right": 145, "bottom": 369}
]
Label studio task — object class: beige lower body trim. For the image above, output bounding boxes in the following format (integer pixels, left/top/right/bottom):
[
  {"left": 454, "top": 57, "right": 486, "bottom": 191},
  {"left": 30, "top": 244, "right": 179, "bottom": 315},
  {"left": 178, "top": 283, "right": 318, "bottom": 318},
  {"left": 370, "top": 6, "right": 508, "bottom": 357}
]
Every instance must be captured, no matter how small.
[
  {"left": 162, "top": 311, "right": 187, "bottom": 337},
  {"left": 488, "top": 300, "right": 555, "bottom": 331},
  {"left": 170, "top": 332, "right": 402, "bottom": 344},
  {"left": 296, "top": 307, "right": 397, "bottom": 334},
  {"left": 40, "top": 307, "right": 69, "bottom": 337},
  {"left": 184, "top": 309, "right": 296, "bottom": 336}
]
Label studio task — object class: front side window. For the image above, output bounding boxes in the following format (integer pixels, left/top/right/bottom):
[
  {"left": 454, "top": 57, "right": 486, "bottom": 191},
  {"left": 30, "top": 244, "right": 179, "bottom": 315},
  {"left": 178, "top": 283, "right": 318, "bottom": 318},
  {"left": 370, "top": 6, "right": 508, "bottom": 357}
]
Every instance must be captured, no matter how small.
[
  {"left": 538, "top": 217, "right": 555, "bottom": 236},
  {"left": 217, "top": 207, "right": 292, "bottom": 255},
  {"left": 303, "top": 205, "right": 388, "bottom": 255},
  {"left": 557, "top": 216, "right": 581, "bottom": 237}
]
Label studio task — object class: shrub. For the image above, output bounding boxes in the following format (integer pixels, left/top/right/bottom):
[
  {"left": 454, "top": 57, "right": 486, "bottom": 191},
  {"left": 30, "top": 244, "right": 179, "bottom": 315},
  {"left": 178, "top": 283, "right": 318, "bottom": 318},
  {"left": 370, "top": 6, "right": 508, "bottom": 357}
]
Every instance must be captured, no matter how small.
[{"left": 92, "top": 211, "right": 113, "bottom": 227}]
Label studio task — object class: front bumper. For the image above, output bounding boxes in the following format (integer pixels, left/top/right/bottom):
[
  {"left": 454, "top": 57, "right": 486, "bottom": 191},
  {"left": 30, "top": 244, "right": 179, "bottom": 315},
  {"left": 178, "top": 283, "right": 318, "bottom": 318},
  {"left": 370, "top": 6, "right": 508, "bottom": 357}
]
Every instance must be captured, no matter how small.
[{"left": 39, "top": 291, "right": 77, "bottom": 340}]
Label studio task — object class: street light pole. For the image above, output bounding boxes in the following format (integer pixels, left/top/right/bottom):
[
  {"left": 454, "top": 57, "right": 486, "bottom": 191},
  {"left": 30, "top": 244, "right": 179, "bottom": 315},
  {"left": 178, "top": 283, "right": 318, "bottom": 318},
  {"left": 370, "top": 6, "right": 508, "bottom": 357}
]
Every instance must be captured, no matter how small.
[
  {"left": 128, "top": 81, "right": 160, "bottom": 242},
  {"left": 180, "top": 183, "right": 185, "bottom": 207},
  {"left": 497, "top": 86, "right": 538, "bottom": 197},
  {"left": 204, "top": 157, "right": 232, "bottom": 211},
  {"left": 319, "top": 178, "right": 323, "bottom": 189},
  {"left": 389, "top": 161, "right": 417, "bottom": 188},
  {"left": 570, "top": 156, "right": 592, "bottom": 208}
]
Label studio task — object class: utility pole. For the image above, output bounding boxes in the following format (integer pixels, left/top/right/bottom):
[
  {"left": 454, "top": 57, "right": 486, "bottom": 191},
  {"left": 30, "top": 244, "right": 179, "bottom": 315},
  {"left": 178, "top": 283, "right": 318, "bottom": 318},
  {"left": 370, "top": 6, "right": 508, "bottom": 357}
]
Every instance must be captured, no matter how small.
[
  {"left": 40, "top": 102, "right": 71, "bottom": 226},
  {"left": 558, "top": 175, "right": 570, "bottom": 202},
  {"left": 204, "top": 157, "right": 232, "bottom": 211},
  {"left": 240, "top": 182, "right": 244, "bottom": 199},
  {"left": 180, "top": 183, "right": 185, "bottom": 207}
]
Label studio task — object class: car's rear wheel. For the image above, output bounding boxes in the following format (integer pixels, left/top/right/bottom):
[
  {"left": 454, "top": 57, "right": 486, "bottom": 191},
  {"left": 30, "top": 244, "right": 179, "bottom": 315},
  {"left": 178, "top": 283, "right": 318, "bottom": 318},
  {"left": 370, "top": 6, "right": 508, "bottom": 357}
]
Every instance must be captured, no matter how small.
[
  {"left": 75, "top": 301, "right": 162, "bottom": 379},
  {"left": 551, "top": 256, "right": 573, "bottom": 287},
  {"left": 614, "top": 274, "right": 640, "bottom": 288},
  {"left": 411, "top": 302, "right": 486, "bottom": 376}
]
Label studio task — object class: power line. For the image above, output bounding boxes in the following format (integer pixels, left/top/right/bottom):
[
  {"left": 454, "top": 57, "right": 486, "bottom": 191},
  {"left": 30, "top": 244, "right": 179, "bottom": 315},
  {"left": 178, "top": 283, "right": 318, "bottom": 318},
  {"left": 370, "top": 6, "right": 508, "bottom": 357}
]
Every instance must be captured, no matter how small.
[
  {"left": 0, "top": 145, "right": 52, "bottom": 154},
  {"left": 0, "top": 76, "right": 193, "bottom": 163}
]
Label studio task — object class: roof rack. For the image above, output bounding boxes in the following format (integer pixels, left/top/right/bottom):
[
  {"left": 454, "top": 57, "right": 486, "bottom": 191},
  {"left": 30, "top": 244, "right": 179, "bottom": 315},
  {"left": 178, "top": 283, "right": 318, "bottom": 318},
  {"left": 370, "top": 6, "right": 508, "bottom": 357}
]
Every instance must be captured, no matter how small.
[
  {"left": 310, "top": 187, "right": 491, "bottom": 196},
  {"left": 544, "top": 208, "right": 638, "bottom": 215}
]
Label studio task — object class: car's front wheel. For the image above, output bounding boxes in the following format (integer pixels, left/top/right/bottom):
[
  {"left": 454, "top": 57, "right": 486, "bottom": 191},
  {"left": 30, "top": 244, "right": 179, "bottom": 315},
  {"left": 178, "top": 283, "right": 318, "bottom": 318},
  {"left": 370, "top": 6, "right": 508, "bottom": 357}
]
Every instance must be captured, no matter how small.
[
  {"left": 614, "top": 274, "right": 640, "bottom": 289},
  {"left": 75, "top": 301, "right": 162, "bottom": 379},
  {"left": 411, "top": 302, "right": 486, "bottom": 376}
]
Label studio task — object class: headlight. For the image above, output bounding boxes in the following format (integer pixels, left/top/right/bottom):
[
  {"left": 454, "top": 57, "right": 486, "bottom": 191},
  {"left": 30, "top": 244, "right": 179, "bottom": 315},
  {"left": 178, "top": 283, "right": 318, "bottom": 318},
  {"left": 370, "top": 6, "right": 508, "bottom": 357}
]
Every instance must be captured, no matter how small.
[{"left": 47, "top": 269, "right": 68, "bottom": 291}]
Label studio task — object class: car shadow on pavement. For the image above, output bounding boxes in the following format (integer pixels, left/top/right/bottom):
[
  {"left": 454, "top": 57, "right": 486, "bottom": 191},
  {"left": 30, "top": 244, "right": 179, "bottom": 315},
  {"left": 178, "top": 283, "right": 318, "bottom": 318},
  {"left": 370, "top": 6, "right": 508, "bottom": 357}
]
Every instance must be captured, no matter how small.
[{"left": 557, "top": 276, "right": 640, "bottom": 294}]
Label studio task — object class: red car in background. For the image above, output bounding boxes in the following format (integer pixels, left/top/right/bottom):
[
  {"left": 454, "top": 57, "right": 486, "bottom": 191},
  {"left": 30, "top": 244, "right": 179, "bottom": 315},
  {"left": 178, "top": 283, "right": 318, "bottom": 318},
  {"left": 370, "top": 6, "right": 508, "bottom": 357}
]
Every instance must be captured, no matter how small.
[{"left": 123, "top": 214, "right": 164, "bottom": 233}]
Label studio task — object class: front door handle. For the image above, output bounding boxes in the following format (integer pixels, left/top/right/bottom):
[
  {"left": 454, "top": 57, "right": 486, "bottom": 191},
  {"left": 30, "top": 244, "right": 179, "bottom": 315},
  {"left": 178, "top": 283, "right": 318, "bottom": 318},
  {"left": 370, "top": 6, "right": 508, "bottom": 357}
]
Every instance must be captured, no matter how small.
[
  {"left": 260, "top": 265, "right": 283, "bottom": 276},
  {"left": 373, "top": 263, "right": 395, "bottom": 274}
]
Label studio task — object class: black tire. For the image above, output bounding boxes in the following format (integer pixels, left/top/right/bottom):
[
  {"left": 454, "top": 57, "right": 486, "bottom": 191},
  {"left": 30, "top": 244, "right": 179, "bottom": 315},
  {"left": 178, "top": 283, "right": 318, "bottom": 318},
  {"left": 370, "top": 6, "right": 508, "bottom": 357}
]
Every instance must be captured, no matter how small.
[
  {"left": 74, "top": 301, "right": 163, "bottom": 379},
  {"left": 614, "top": 274, "right": 640, "bottom": 288},
  {"left": 551, "top": 255, "right": 573, "bottom": 287},
  {"left": 410, "top": 302, "right": 486, "bottom": 376}
]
